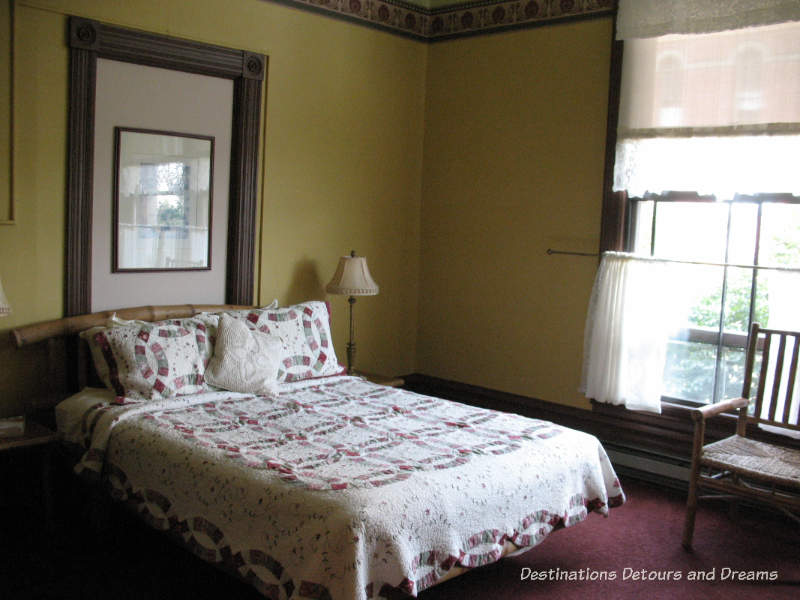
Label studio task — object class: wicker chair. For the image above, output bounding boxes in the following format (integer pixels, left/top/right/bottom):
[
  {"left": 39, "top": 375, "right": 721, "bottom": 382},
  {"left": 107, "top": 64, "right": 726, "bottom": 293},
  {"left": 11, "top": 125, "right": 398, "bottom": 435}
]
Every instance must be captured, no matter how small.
[{"left": 682, "top": 322, "right": 800, "bottom": 549}]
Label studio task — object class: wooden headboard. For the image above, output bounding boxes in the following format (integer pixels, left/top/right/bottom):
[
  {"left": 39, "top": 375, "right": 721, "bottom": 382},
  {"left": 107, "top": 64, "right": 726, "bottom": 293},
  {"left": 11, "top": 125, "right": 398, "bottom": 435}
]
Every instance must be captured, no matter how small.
[{"left": 12, "top": 304, "right": 251, "bottom": 405}]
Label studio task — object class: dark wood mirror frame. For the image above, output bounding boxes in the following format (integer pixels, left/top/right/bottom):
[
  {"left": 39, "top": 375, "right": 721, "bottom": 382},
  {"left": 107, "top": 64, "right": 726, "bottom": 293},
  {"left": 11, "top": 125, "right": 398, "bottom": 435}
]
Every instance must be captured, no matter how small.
[
  {"left": 112, "top": 127, "right": 215, "bottom": 273},
  {"left": 66, "top": 17, "right": 266, "bottom": 316}
]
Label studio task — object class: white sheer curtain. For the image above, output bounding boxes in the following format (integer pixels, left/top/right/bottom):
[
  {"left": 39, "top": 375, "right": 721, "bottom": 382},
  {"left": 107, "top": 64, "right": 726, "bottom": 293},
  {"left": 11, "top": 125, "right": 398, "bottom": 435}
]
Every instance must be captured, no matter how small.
[
  {"left": 581, "top": 253, "right": 691, "bottom": 414},
  {"left": 582, "top": 254, "right": 800, "bottom": 414},
  {"left": 614, "top": 135, "right": 800, "bottom": 200}
]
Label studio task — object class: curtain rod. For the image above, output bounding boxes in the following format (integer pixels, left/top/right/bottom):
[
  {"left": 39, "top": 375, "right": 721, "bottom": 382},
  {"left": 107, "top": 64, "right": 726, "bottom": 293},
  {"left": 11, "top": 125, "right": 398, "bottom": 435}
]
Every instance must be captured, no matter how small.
[
  {"left": 546, "top": 249, "right": 599, "bottom": 257},
  {"left": 546, "top": 249, "right": 800, "bottom": 273},
  {"left": 603, "top": 251, "right": 800, "bottom": 274}
]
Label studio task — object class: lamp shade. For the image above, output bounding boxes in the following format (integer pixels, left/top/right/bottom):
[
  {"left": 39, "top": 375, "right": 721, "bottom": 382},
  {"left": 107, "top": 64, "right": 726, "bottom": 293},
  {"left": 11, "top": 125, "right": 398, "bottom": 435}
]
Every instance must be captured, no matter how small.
[
  {"left": 0, "top": 276, "right": 10, "bottom": 317},
  {"left": 325, "top": 255, "right": 379, "bottom": 296}
]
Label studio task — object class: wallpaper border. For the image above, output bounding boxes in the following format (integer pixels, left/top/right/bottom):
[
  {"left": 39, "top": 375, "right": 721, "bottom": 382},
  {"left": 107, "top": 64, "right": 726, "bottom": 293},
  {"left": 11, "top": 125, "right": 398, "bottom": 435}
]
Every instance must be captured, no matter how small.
[{"left": 267, "top": 0, "right": 616, "bottom": 41}]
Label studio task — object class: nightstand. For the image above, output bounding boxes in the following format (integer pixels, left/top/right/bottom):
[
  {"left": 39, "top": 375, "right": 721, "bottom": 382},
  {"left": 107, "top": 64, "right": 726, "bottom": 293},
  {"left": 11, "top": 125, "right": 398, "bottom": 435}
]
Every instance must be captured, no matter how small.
[
  {"left": 0, "top": 420, "right": 60, "bottom": 531},
  {"left": 0, "top": 420, "right": 59, "bottom": 451},
  {"left": 357, "top": 371, "right": 405, "bottom": 388}
]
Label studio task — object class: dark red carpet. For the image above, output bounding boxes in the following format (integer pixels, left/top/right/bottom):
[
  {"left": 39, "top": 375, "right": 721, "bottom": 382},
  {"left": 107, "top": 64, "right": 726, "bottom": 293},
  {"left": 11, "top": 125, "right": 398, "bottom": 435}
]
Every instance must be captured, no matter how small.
[
  {"left": 5, "top": 467, "right": 798, "bottom": 599},
  {"left": 419, "top": 477, "right": 799, "bottom": 600}
]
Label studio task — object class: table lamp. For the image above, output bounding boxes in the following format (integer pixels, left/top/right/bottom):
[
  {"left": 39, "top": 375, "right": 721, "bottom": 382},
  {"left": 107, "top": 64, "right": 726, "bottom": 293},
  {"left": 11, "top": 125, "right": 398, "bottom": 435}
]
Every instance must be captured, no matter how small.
[{"left": 325, "top": 250, "right": 379, "bottom": 374}]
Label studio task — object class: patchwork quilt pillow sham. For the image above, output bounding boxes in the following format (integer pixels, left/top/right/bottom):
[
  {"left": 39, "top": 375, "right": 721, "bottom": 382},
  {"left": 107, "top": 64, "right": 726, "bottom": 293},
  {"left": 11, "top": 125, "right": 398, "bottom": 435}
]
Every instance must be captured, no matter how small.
[
  {"left": 227, "top": 300, "right": 345, "bottom": 383},
  {"left": 80, "top": 321, "right": 207, "bottom": 401},
  {"left": 204, "top": 313, "right": 282, "bottom": 395},
  {"left": 107, "top": 312, "right": 219, "bottom": 369}
]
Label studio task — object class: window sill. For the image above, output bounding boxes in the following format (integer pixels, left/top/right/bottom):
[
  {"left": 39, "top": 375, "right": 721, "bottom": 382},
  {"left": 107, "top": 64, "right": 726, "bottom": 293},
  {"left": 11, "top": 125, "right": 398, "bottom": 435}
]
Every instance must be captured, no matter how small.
[
  {"left": 590, "top": 399, "right": 800, "bottom": 456},
  {"left": 590, "top": 400, "right": 700, "bottom": 459}
]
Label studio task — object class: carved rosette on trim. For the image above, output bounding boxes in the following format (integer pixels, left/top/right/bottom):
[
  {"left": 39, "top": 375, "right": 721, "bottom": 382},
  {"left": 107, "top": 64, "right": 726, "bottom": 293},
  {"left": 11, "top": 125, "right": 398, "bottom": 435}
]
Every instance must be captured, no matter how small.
[
  {"left": 243, "top": 52, "right": 266, "bottom": 80},
  {"left": 70, "top": 18, "right": 99, "bottom": 50}
]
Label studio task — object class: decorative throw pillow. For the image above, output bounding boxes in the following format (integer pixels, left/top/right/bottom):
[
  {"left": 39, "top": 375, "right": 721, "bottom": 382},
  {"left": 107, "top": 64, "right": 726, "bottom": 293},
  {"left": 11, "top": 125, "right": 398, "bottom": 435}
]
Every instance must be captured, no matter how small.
[
  {"left": 107, "top": 312, "right": 219, "bottom": 370},
  {"left": 205, "top": 314, "right": 281, "bottom": 395},
  {"left": 226, "top": 301, "right": 345, "bottom": 383},
  {"left": 80, "top": 321, "right": 207, "bottom": 400}
]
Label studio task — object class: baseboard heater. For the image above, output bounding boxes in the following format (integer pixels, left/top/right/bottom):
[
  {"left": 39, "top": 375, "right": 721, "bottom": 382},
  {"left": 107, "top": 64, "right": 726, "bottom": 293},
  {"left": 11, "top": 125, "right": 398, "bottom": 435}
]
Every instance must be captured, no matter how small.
[{"left": 602, "top": 443, "right": 690, "bottom": 490}]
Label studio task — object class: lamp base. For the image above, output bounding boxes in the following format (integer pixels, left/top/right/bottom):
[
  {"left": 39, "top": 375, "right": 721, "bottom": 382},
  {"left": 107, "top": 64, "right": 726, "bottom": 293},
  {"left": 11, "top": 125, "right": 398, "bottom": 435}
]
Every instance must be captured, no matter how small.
[
  {"left": 346, "top": 295, "right": 357, "bottom": 374},
  {"left": 346, "top": 340, "right": 356, "bottom": 375}
]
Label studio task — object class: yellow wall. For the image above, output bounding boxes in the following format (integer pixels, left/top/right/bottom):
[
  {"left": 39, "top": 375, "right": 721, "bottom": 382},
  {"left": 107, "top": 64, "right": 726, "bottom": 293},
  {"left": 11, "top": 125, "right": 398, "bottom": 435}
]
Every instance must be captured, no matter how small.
[
  {"left": 418, "top": 19, "right": 613, "bottom": 408},
  {"left": 0, "top": 0, "right": 426, "bottom": 415},
  {"left": 0, "top": 0, "right": 614, "bottom": 416},
  {"left": 0, "top": 0, "right": 10, "bottom": 223}
]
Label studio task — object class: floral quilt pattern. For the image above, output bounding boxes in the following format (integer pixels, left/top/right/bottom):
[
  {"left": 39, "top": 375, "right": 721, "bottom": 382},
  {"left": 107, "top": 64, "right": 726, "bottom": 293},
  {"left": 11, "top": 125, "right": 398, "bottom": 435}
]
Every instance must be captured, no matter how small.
[{"left": 71, "top": 376, "right": 624, "bottom": 599}]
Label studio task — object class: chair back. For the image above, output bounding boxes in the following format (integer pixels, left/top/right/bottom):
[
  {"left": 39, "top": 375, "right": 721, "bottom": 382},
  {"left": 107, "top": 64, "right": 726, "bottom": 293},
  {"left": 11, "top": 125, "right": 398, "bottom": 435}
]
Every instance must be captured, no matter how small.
[{"left": 740, "top": 322, "right": 800, "bottom": 435}]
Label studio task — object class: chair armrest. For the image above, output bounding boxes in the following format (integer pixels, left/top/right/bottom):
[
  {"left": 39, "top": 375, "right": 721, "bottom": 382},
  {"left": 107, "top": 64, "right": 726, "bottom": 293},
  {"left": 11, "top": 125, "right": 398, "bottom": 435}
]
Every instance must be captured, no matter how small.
[
  {"left": 690, "top": 397, "right": 749, "bottom": 422},
  {"left": 687, "top": 398, "right": 750, "bottom": 471}
]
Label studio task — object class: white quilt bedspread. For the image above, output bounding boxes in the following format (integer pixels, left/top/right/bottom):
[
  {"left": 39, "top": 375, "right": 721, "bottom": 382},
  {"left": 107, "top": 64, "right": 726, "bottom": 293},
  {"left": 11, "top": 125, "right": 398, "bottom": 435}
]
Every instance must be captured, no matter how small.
[{"left": 66, "top": 376, "right": 624, "bottom": 599}]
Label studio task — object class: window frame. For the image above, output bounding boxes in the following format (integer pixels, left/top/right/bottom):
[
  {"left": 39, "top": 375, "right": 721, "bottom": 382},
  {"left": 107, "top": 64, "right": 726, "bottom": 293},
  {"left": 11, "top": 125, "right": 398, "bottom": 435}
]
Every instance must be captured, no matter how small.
[
  {"left": 599, "top": 37, "right": 627, "bottom": 255},
  {"left": 628, "top": 192, "right": 800, "bottom": 407}
]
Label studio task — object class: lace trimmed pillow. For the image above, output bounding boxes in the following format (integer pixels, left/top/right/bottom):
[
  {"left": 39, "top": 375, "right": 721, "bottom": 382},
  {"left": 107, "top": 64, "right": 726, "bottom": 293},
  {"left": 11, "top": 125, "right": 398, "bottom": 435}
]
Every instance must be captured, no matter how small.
[
  {"left": 205, "top": 313, "right": 282, "bottom": 395},
  {"left": 226, "top": 300, "right": 345, "bottom": 383},
  {"left": 80, "top": 321, "right": 207, "bottom": 401}
]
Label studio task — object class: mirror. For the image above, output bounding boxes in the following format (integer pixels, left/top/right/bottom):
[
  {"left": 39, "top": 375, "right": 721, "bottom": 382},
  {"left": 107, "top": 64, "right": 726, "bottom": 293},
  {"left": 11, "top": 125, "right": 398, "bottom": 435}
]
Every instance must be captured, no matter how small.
[{"left": 113, "top": 127, "right": 214, "bottom": 272}]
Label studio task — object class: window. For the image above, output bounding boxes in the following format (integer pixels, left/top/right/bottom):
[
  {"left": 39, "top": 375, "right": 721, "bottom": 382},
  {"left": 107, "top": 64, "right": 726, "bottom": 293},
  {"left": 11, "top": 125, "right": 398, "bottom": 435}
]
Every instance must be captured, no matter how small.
[
  {"left": 607, "top": 19, "right": 800, "bottom": 407},
  {"left": 629, "top": 195, "right": 800, "bottom": 405}
]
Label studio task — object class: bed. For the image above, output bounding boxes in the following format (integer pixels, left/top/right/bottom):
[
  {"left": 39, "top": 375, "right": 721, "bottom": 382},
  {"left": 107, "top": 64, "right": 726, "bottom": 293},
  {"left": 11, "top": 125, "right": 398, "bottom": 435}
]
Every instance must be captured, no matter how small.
[{"left": 13, "top": 302, "right": 624, "bottom": 600}]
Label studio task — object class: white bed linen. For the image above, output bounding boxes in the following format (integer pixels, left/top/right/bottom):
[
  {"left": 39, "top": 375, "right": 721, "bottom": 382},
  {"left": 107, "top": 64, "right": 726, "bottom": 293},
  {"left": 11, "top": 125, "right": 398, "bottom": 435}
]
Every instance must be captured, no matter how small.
[{"left": 59, "top": 376, "right": 624, "bottom": 599}]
